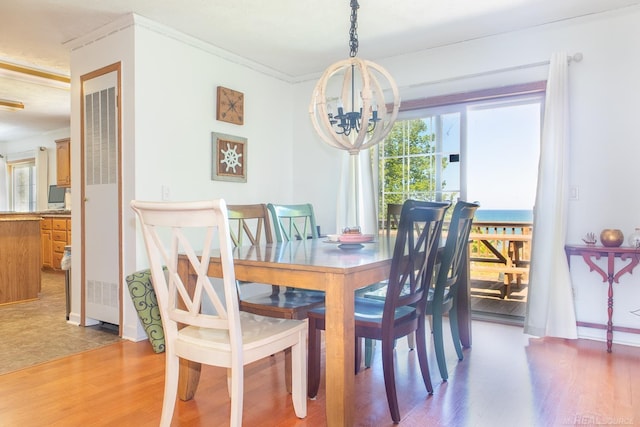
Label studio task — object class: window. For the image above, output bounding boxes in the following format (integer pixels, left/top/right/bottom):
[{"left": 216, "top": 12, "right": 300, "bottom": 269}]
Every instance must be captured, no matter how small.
[
  {"left": 9, "top": 160, "right": 36, "bottom": 212},
  {"left": 378, "top": 111, "right": 461, "bottom": 212},
  {"left": 378, "top": 82, "right": 545, "bottom": 221}
]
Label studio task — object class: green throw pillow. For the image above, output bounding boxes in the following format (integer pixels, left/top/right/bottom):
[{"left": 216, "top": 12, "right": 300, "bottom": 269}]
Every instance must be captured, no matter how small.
[{"left": 126, "top": 269, "right": 165, "bottom": 353}]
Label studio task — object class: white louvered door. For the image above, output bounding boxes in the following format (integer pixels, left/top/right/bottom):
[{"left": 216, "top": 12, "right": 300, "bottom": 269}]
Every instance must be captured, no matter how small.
[{"left": 82, "top": 69, "right": 120, "bottom": 326}]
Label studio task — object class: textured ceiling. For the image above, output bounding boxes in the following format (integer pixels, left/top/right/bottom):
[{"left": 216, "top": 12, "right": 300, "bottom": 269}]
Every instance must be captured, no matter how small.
[{"left": 1, "top": 0, "right": 639, "bottom": 143}]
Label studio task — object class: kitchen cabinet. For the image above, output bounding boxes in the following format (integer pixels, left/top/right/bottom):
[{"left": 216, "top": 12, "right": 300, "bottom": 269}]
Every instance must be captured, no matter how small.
[
  {"left": 0, "top": 215, "right": 41, "bottom": 304},
  {"left": 56, "top": 138, "right": 71, "bottom": 187},
  {"left": 41, "top": 215, "right": 71, "bottom": 270},
  {"left": 41, "top": 218, "right": 53, "bottom": 268}
]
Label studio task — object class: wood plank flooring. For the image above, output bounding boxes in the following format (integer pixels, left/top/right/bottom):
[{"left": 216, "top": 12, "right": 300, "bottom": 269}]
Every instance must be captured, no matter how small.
[{"left": 1, "top": 320, "right": 638, "bottom": 426}]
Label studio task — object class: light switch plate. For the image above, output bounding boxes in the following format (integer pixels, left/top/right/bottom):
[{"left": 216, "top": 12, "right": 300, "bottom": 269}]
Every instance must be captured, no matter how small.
[{"left": 569, "top": 185, "right": 579, "bottom": 201}]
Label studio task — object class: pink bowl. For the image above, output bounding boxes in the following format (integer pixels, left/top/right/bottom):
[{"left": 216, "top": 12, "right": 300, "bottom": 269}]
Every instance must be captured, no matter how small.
[{"left": 338, "top": 234, "right": 374, "bottom": 243}]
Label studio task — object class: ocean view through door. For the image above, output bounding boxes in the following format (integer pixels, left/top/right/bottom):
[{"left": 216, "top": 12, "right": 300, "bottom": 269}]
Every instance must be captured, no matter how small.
[
  {"left": 379, "top": 91, "right": 542, "bottom": 323},
  {"left": 467, "top": 98, "right": 541, "bottom": 322}
]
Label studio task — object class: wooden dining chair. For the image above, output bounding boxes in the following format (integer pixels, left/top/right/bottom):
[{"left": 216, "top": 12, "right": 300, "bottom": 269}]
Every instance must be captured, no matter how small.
[
  {"left": 241, "top": 203, "right": 326, "bottom": 317},
  {"left": 362, "top": 200, "right": 450, "bottom": 367},
  {"left": 307, "top": 200, "right": 448, "bottom": 423},
  {"left": 362, "top": 201, "right": 479, "bottom": 381},
  {"left": 130, "top": 199, "right": 307, "bottom": 426},
  {"left": 232, "top": 203, "right": 325, "bottom": 392},
  {"left": 226, "top": 203, "right": 276, "bottom": 301},
  {"left": 360, "top": 201, "right": 413, "bottom": 366},
  {"left": 228, "top": 203, "right": 323, "bottom": 392}
]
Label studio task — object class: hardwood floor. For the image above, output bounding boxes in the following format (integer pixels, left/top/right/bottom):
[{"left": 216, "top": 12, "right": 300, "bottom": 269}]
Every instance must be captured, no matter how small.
[{"left": 1, "top": 320, "right": 638, "bottom": 426}]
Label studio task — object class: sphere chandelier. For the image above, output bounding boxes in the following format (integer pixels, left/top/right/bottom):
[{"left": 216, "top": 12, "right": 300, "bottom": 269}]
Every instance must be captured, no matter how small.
[{"left": 309, "top": 0, "right": 400, "bottom": 154}]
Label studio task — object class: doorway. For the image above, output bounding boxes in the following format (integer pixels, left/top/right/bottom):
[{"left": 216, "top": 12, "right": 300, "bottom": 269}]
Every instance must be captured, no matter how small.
[
  {"left": 466, "top": 98, "right": 541, "bottom": 323},
  {"left": 378, "top": 85, "right": 544, "bottom": 323},
  {"left": 80, "top": 63, "right": 122, "bottom": 331}
]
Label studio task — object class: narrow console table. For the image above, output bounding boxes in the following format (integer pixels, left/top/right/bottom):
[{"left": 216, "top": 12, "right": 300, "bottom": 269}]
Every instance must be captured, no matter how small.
[{"left": 565, "top": 244, "right": 640, "bottom": 352}]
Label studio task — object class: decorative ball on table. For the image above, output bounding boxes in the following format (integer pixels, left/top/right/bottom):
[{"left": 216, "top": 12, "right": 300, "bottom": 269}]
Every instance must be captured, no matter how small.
[{"left": 600, "top": 229, "right": 624, "bottom": 247}]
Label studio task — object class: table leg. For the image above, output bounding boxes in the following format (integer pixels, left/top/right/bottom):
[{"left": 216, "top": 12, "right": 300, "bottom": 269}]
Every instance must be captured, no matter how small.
[
  {"left": 606, "top": 253, "right": 615, "bottom": 353},
  {"left": 324, "top": 275, "right": 355, "bottom": 426},
  {"left": 178, "top": 359, "right": 201, "bottom": 400},
  {"left": 607, "top": 279, "right": 614, "bottom": 353},
  {"left": 177, "top": 256, "right": 202, "bottom": 400}
]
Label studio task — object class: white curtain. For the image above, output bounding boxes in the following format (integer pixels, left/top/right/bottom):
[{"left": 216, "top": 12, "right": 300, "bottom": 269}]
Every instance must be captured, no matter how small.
[
  {"left": 35, "top": 148, "right": 48, "bottom": 211},
  {"left": 335, "top": 150, "right": 378, "bottom": 235},
  {"left": 0, "top": 156, "right": 7, "bottom": 211},
  {"left": 524, "top": 52, "right": 577, "bottom": 339}
]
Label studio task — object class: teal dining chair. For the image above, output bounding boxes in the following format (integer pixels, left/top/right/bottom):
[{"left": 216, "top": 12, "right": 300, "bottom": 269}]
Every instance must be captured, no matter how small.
[
  {"left": 427, "top": 200, "right": 479, "bottom": 380},
  {"left": 267, "top": 203, "right": 319, "bottom": 242},
  {"left": 307, "top": 200, "right": 449, "bottom": 423}
]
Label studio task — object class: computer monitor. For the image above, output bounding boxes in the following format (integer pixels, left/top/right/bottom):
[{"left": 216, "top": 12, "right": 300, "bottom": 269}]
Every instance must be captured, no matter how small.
[{"left": 47, "top": 185, "right": 66, "bottom": 210}]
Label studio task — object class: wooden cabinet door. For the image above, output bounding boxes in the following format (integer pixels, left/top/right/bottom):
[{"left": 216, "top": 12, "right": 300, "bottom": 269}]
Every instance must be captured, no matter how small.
[
  {"left": 41, "top": 230, "right": 53, "bottom": 268},
  {"left": 56, "top": 138, "right": 71, "bottom": 187}
]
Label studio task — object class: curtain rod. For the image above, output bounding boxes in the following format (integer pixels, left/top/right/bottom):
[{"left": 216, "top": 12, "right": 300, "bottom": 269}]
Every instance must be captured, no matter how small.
[{"left": 403, "top": 52, "right": 583, "bottom": 91}]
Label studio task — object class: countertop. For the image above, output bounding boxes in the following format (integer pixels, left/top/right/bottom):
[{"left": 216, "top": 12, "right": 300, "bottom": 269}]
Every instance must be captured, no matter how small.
[
  {"left": 39, "top": 210, "right": 72, "bottom": 216},
  {"left": 0, "top": 211, "right": 71, "bottom": 218}
]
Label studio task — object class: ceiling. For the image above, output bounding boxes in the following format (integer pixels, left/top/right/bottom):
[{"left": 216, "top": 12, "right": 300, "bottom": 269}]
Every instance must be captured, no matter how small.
[{"left": 1, "top": 0, "right": 639, "bottom": 143}]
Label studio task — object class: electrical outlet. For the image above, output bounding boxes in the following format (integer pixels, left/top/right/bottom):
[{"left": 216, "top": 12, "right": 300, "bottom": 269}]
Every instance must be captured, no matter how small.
[{"left": 161, "top": 185, "right": 170, "bottom": 201}]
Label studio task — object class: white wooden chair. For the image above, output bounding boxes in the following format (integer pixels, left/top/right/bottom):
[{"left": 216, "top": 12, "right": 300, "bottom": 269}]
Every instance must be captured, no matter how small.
[{"left": 130, "top": 199, "right": 307, "bottom": 426}]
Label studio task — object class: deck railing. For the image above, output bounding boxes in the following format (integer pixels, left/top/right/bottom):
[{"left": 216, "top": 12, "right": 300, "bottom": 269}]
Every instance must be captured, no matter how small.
[{"left": 469, "top": 221, "right": 532, "bottom": 298}]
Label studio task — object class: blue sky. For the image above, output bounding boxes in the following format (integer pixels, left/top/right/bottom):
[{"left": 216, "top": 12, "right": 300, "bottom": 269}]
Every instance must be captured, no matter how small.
[{"left": 466, "top": 102, "right": 541, "bottom": 210}]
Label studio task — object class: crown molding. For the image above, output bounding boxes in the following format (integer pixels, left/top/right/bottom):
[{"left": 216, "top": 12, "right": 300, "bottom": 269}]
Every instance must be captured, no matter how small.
[{"left": 65, "top": 13, "right": 293, "bottom": 83}]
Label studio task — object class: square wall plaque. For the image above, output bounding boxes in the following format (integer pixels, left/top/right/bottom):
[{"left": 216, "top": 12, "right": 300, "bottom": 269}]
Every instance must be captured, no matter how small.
[
  {"left": 211, "top": 132, "right": 247, "bottom": 182},
  {"left": 216, "top": 86, "right": 244, "bottom": 125}
]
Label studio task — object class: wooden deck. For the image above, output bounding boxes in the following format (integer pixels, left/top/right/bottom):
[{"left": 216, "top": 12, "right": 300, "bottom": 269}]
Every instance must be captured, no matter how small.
[
  {"left": 470, "top": 278, "right": 527, "bottom": 321},
  {"left": 470, "top": 220, "right": 532, "bottom": 299}
]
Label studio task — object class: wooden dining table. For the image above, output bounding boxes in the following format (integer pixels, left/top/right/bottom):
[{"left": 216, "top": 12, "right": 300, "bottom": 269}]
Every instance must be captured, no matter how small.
[{"left": 176, "top": 235, "right": 473, "bottom": 426}]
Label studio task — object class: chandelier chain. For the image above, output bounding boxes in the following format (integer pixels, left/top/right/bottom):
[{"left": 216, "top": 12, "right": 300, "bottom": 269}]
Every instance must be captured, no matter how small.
[{"left": 349, "top": 0, "right": 359, "bottom": 58}]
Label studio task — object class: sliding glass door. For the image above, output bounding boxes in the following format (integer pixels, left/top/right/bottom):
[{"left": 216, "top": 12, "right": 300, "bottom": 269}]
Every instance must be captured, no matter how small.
[{"left": 378, "top": 92, "right": 542, "bottom": 322}]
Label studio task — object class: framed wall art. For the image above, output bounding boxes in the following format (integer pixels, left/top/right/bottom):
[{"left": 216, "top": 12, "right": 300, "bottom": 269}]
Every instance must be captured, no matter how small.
[
  {"left": 211, "top": 132, "right": 247, "bottom": 183},
  {"left": 216, "top": 86, "right": 244, "bottom": 125}
]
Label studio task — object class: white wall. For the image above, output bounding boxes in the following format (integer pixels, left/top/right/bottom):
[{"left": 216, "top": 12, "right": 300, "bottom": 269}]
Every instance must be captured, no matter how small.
[
  {"left": 70, "top": 14, "right": 295, "bottom": 341},
  {"left": 293, "top": 5, "right": 640, "bottom": 346},
  {"left": 69, "top": 17, "right": 137, "bottom": 336}
]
